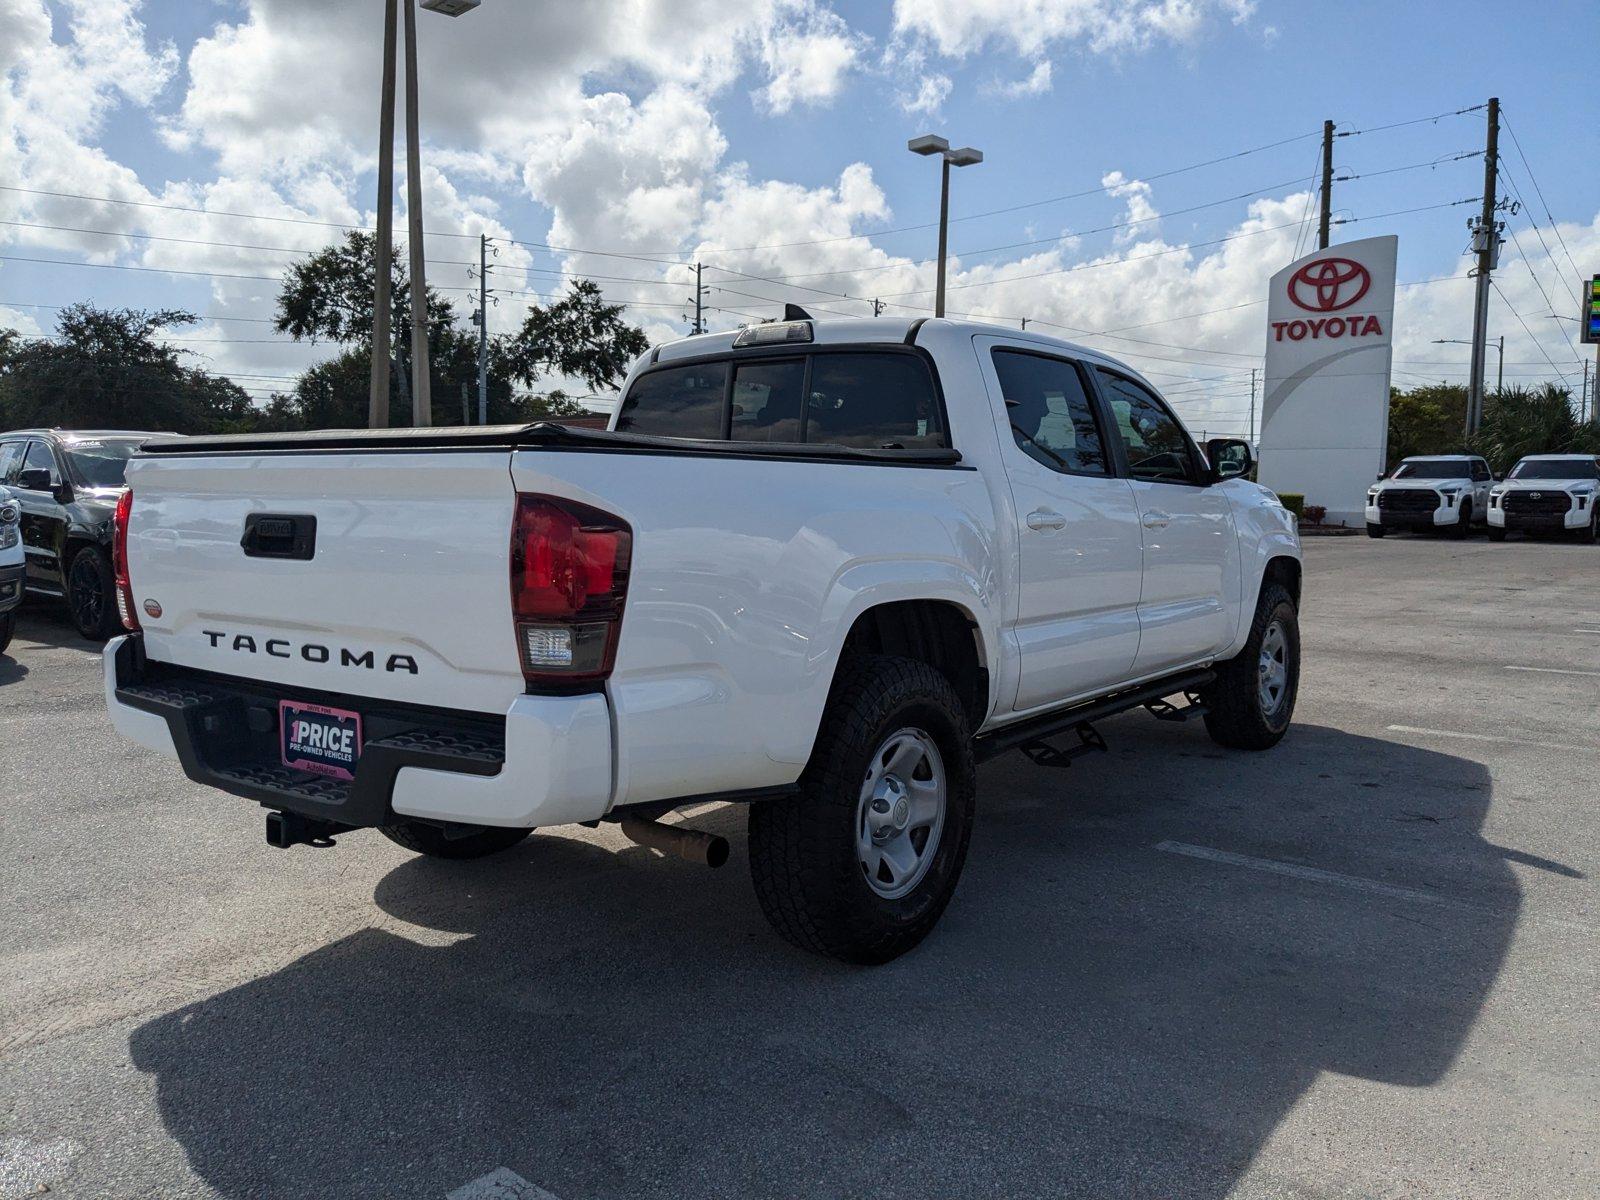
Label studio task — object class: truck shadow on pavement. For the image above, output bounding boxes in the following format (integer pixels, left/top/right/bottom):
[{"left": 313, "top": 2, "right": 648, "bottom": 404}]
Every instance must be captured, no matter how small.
[{"left": 128, "top": 722, "right": 1539, "bottom": 1200}]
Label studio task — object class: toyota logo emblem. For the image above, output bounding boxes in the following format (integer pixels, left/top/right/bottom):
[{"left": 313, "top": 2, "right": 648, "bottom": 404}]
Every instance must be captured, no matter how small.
[
  {"left": 1530, "top": 492, "right": 1542, "bottom": 499},
  {"left": 1288, "top": 257, "right": 1372, "bottom": 313}
]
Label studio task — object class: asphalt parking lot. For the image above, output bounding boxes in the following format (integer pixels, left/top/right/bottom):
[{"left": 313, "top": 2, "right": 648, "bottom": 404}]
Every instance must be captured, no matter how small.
[{"left": 2, "top": 534, "right": 1597, "bottom": 1200}]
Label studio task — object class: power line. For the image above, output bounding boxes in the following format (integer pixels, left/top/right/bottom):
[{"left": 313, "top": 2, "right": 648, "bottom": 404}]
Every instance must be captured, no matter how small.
[
  {"left": 1499, "top": 109, "right": 1586, "bottom": 286},
  {"left": 1489, "top": 278, "right": 1579, "bottom": 384},
  {"left": 1333, "top": 102, "right": 1487, "bottom": 138}
]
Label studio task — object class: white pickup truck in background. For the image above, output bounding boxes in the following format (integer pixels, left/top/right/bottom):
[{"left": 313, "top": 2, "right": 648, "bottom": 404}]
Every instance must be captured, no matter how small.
[
  {"left": 104, "top": 316, "right": 1302, "bottom": 963},
  {"left": 1487, "top": 454, "right": 1600, "bottom": 541}
]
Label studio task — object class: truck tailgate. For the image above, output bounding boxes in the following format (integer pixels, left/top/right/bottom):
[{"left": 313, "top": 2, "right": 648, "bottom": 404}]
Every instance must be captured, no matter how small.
[{"left": 124, "top": 450, "right": 521, "bottom": 715}]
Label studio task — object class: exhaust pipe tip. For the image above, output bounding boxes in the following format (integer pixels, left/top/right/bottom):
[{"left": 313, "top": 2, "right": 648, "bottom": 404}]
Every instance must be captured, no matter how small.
[{"left": 619, "top": 816, "right": 729, "bottom": 869}]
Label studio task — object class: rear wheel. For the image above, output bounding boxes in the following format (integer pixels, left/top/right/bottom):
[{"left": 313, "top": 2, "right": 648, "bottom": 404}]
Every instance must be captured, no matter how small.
[
  {"left": 379, "top": 821, "right": 532, "bottom": 860},
  {"left": 66, "top": 546, "right": 119, "bottom": 641},
  {"left": 1366, "top": 522, "right": 1385, "bottom": 539},
  {"left": 748, "top": 655, "right": 976, "bottom": 964},
  {"left": 1201, "top": 583, "right": 1299, "bottom": 751}
]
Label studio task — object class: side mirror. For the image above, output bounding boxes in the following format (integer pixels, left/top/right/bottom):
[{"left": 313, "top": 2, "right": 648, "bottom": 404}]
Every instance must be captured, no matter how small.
[
  {"left": 17, "top": 467, "right": 52, "bottom": 492},
  {"left": 1205, "top": 438, "right": 1254, "bottom": 484}
]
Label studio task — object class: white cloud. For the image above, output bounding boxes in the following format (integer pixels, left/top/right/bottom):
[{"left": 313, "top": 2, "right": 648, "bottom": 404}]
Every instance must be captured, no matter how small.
[
  {"left": 892, "top": 0, "right": 1257, "bottom": 58},
  {"left": 899, "top": 72, "right": 953, "bottom": 116},
  {"left": 1101, "top": 170, "right": 1159, "bottom": 242},
  {"left": 754, "top": 3, "right": 865, "bottom": 114},
  {"left": 985, "top": 60, "right": 1053, "bottom": 98}
]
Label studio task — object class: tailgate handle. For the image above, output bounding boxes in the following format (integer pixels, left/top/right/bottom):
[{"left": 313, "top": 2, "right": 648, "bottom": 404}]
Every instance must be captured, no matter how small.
[{"left": 241, "top": 513, "right": 317, "bottom": 561}]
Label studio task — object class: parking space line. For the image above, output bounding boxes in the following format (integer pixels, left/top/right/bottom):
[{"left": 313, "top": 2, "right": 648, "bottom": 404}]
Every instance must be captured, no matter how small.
[
  {"left": 1574, "top": 629, "right": 1600, "bottom": 635},
  {"left": 446, "top": 1168, "right": 560, "bottom": 1200},
  {"left": 1154, "top": 841, "right": 1478, "bottom": 912},
  {"left": 1386, "top": 724, "right": 1598, "bottom": 754},
  {"left": 1505, "top": 665, "right": 1600, "bottom": 678}
]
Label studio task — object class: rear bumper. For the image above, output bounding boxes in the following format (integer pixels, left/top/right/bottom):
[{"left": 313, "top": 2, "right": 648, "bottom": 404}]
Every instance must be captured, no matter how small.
[
  {"left": 0, "top": 562, "right": 22, "bottom": 613},
  {"left": 103, "top": 636, "right": 613, "bottom": 830}
]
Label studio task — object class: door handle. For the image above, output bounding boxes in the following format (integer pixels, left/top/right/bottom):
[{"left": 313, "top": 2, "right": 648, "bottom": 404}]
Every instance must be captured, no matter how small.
[
  {"left": 1141, "top": 510, "right": 1172, "bottom": 530},
  {"left": 1026, "top": 509, "right": 1067, "bottom": 531}
]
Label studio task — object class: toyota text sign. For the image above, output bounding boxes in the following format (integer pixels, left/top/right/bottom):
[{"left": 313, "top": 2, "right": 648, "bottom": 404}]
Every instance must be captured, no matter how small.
[{"left": 1257, "top": 235, "right": 1398, "bottom": 526}]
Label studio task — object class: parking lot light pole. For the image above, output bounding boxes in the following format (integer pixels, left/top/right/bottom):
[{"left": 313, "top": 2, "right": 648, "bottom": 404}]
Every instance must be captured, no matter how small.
[
  {"left": 908, "top": 135, "right": 983, "bottom": 318},
  {"left": 1434, "top": 336, "right": 1502, "bottom": 392}
]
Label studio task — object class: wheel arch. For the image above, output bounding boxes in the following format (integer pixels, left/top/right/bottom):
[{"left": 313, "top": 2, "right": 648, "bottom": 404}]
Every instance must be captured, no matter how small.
[{"left": 830, "top": 598, "right": 991, "bottom": 731}]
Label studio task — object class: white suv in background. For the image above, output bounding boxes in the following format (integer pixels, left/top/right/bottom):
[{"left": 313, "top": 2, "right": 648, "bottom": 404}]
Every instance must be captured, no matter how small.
[
  {"left": 1488, "top": 454, "right": 1600, "bottom": 542},
  {"left": 1365, "top": 455, "right": 1492, "bottom": 538}
]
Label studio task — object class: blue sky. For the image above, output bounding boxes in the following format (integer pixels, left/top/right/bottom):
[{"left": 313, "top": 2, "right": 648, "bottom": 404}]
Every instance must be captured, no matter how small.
[{"left": 1, "top": 0, "right": 1594, "bottom": 431}]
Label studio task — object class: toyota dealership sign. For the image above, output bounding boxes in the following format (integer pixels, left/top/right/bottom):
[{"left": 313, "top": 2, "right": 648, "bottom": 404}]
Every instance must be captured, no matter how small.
[{"left": 1257, "top": 235, "right": 1398, "bottom": 526}]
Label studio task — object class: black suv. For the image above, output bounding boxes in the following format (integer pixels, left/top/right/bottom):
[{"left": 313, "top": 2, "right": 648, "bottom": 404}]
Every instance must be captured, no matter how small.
[{"left": 0, "top": 430, "right": 173, "bottom": 639}]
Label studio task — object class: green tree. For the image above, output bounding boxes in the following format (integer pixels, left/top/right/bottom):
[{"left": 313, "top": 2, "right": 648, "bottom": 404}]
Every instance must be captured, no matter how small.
[
  {"left": 1386, "top": 383, "right": 1468, "bottom": 469},
  {"left": 273, "top": 233, "right": 647, "bottom": 429},
  {"left": 1471, "top": 384, "right": 1600, "bottom": 475},
  {"left": 0, "top": 304, "right": 255, "bottom": 433}
]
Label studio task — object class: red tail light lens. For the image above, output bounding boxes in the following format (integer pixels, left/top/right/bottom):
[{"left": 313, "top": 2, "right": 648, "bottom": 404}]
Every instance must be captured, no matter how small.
[
  {"left": 112, "top": 488, "right": 139, "bottom": 632},
  {"left": 510, "top": 494, "right": 631, "bottom": 685}
]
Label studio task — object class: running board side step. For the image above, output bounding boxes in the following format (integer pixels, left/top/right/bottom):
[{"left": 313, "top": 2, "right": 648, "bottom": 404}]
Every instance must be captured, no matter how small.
[{"left": 973, "top": 668, "right": 1216, "bottom": 765}]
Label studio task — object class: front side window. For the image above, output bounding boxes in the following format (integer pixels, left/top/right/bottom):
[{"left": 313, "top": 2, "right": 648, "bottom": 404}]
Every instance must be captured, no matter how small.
[
  {"left": 1095, "top": 370, "right": 1197, "bottom": 484},
  {"left": 805, "top": 352, "right": 946, "bottom": 448},
  {"left": 0, "top": 442, "right": 24, "bottom": 484},
  {"left": 614, "top": 362, "right": 728, "bottom": 439},
  {"left": 730, "top": 359, "right": 805, "bottom": 442},
  {"left": 992, "top": 350, "right": 1107, "bottom": 475},
  {"left": 64, "top": 440, "right": 138, "bottom": 489},
  {"left": 21, "top": 440, "right": 59, "bottom": 486},
  {"left": 1471, "top": 460, "right": 1491, "bottom": 482}
]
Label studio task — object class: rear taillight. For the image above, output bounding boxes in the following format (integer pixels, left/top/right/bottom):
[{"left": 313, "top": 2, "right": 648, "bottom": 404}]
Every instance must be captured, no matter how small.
[
  {"left": 112, "top": 487, "right": 139, "bottom": 632},
  {"left": 510, "top": 494, "right": 631, "bottom": 685}
]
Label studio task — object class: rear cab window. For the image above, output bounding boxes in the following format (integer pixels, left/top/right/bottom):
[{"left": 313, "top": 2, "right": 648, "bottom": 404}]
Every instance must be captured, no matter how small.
[{"left": 615, "top": 347, "right": 948, "bottom": 450}]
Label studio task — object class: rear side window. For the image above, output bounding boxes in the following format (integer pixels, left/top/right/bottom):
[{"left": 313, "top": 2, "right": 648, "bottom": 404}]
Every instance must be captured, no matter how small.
[
  {"left": 991, "top": 350, "right": 1108, "bottom": 475},
  {"left": 805, "top": 353, "right": 946, "bottom": 448},
  {"left": 615, "top": 362, "right": 728, "bottom": 439}
]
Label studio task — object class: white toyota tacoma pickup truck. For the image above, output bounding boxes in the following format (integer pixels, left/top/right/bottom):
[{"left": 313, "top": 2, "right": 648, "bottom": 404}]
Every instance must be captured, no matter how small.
[
  {"left": 1487, "top": 453, "right": 1600, "bottom": 542},
  {"left": 104, "top": 317, "right": 1302, "bottom": 962}
]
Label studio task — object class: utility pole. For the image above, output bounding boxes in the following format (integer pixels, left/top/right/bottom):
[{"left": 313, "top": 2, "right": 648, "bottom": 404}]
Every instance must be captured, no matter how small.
[
  {"left": 1466, "top": 97, "right": 1500, "bottom": 437},
  {"left": 1020, "top": 317, "right": 1028, "bottom": 331},
  {"left": 368, "top": 0, "right": 398, "bottom": 428},
  {"left": 1318, "top": 118, "right": 1334, "bottom": 250},
  {"left": 402, "top": 0, "right": 431, "bottom": 427},
  {"left": 1248, "top": 367, "right": 1258, "bottom": 444},
  {"left": 694, "top": 262, "right": 703, "bottom": 334},
  {"left": 871, "top": 298, "right": 883, "bottom": 317},
  {"left": 476, "top": 233, "right": 489, "bottom": 425}
]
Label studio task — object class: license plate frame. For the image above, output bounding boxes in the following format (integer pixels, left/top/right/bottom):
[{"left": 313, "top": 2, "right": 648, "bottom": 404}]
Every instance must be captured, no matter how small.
[{"left": 279, "top": 699, "right": 363, "bottom": 781}]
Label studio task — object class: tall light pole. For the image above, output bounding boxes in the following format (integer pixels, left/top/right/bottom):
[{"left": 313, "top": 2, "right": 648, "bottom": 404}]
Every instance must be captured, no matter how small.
[
  {"left": 1434, "top": 336, "right": 1503, "bottom": 392},
  {"left": 908, "top": 134, "right": 982, "bottom": 318},
  {"left": 368, "top": 0, "right": 399, "bottom": 428},
  {"left": 368, "top": 0, "right": 479, "bottom": 429}
]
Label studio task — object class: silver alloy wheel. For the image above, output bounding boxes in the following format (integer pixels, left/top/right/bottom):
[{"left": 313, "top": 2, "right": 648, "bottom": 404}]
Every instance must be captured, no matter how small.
[
  {"left": 856, "top": 727, "right": 946, "bottom": 900},
  {"left": 1257, "top": 619, "right": 1289, "bottom": 716}
]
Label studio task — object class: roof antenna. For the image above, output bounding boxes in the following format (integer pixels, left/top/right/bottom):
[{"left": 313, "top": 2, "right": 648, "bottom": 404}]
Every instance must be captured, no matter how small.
[{"left": 783, "top": 303, "right": 814, "bottom": 321}]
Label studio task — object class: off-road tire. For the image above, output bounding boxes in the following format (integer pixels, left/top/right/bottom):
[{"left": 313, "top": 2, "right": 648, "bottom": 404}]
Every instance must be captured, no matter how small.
[
  {"left": 379, "top": 821, "right": 532, "bottom": 860},
  {"left": 1488, "top": 526, "right": 1507, "bottom": 542},
  {"left": 0, "top": 611, "right": 14, "bottom": 656},
  {"left": 1201, "top": 582, "right": 1299, "bottom": 751},
  {"left": 1452, "top": 501, "right": 1473, "bottom": 538},
  {"left": 748, "top": 655, "right": 976, "bottom": 965},
  {"left": 66, "top": 546, "right": 119, "bottom": 641},
  {"left": 1366, "top": 522, "right": 1385, "bottom": 539}
]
